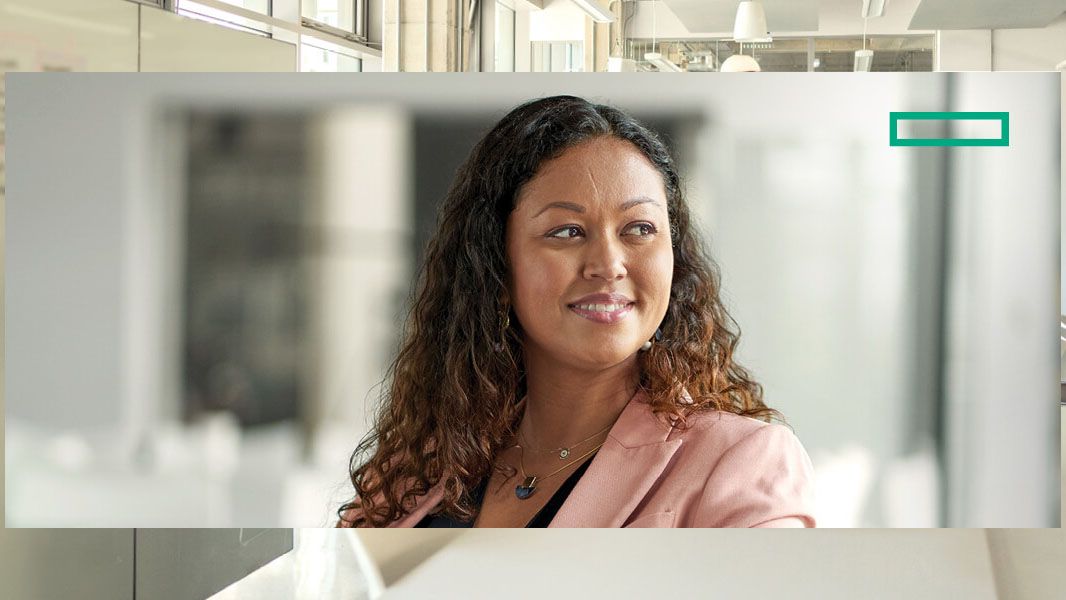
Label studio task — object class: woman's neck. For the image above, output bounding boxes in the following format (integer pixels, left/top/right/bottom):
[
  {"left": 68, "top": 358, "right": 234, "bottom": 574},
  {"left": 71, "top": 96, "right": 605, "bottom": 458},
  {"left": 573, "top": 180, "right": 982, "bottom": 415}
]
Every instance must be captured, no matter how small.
[{"left": 518, "top": 353, "right": 640, "bottom": 450}]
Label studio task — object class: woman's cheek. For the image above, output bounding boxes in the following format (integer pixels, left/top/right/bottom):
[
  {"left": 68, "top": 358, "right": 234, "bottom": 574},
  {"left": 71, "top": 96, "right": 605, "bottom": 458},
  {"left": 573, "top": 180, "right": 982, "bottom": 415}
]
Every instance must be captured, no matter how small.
[
  {"left": 643, "top": 246, "right": 674, "bottom": 312},
  {"left": 512, "top": 255, "right": 557, "bottom": 325}
]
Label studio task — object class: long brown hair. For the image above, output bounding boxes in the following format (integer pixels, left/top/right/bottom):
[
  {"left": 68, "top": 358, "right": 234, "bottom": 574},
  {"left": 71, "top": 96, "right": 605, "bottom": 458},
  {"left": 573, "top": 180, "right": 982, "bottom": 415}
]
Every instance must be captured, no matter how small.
[{"left": 339, "top": 96, "right": 778, "bottom": 527}]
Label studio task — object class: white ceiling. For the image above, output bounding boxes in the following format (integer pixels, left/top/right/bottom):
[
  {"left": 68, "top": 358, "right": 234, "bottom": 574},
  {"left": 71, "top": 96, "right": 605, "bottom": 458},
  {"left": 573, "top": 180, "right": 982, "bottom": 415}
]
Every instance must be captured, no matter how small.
[
  {"left": 909, "top": 0, "right": 1066, "bottom": 29},
  {"left": 657, "top": 0, "right": 1066, "bottom": 35},
  {"left": 661, "top": 0, "right": 820, "bottom": 33}
]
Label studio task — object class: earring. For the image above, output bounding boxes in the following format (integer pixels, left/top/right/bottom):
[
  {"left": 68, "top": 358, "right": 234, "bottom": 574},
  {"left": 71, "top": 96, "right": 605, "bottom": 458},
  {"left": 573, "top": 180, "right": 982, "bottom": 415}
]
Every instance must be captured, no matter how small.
[{"left": 640, "top": 327, "right": 663, "bottom": 352}]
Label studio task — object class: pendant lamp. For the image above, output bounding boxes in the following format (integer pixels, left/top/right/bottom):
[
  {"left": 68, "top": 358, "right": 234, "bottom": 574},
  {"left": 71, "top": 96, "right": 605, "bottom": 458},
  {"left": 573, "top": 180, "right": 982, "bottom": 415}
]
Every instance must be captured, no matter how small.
[
  {"left": 733, "top": 1, "right": 770, "bottom": 43},
  {"left": 721, "top": 53, "right": 761, "bottom": 72}
]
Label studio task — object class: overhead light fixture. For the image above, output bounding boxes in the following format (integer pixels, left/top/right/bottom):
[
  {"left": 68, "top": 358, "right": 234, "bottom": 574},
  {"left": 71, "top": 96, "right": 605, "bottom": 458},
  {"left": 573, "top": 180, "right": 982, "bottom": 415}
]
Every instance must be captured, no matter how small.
[
  {"left": 854, "top": 7, "right": 873, "bottom": 71},
  {"left": 644, "top": 52, "right": 683, "bottom": 72},
  {"left": 608, "top": 57, "right": 638, "bottom": 72},
  {"left": 734, "top": 1, "right": 771, "bottom": 43},
  {"left": 854, "top": 49, "right": 873, "bottom": 71},
  {"left": 643, "top": 0, "right": 680, "bottom": 71},
  {"left": 862, "top": 0, "right": 889, "bottom": 18},
  {"left": 570, "top": 0, "right": 615, "bottom": 23},
  {"left": 721, "top": 53, "right": 761, "bottom": 72}
]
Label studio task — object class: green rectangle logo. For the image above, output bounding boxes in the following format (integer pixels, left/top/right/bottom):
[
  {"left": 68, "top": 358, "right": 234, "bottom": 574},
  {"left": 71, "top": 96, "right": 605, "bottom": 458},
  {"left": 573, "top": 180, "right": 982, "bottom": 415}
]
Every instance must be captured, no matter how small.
[{"left": 890, "top": 111, "right": 1009, "bottom": 146}]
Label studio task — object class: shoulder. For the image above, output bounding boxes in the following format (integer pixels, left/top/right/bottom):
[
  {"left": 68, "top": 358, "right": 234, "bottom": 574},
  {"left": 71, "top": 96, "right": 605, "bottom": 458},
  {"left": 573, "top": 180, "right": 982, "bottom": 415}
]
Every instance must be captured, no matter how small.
[
  {"left": 669, "top": 411, "right": 815, "bottom": 527},
  {"left": 668, "top": 410, "right": 803, "bottom": 459}
]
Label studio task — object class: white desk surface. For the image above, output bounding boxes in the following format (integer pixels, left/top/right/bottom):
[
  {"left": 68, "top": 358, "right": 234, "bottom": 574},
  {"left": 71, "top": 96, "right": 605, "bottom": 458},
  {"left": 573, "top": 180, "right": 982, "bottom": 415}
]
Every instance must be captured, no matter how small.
[{"left": 382, "top": 529, "right": 999, "bottom": 600}]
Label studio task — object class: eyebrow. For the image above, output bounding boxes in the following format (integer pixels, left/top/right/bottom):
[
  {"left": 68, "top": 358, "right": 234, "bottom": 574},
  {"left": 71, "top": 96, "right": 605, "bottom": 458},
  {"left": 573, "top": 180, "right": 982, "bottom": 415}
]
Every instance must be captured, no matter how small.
[{"left": 531, "top": 196, "right": 661, "bottom": 218}]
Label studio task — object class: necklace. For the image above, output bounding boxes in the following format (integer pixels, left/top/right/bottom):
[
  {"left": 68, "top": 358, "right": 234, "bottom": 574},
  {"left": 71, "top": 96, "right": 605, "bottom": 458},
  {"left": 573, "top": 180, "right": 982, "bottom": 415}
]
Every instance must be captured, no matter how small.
[
  {"left": 517, "top": 421, "right": 613, "bottom": 460},
  {"left": 514, "top": 441, "right": 603, "bottom": 500}
]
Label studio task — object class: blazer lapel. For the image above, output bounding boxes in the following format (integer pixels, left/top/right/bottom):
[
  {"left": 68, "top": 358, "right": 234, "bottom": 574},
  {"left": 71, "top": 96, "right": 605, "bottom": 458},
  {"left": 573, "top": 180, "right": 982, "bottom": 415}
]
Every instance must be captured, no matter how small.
[
  {"left": 549, "top": 392, "right": 681, "bottom": 528},
  {"left": 390, "top": 392, "right": 681, "bottom": 528}
]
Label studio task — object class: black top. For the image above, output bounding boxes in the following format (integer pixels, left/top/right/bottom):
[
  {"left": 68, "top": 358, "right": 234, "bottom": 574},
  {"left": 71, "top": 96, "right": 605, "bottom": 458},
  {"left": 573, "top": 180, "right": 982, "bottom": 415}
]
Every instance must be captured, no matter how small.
[{"left": 415, "top": 454, "right": 596, "bottom": 528}]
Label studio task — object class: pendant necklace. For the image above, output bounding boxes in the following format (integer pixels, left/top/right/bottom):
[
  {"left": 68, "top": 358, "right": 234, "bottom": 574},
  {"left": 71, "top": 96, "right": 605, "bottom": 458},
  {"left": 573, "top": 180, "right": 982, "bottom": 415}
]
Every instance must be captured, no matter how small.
[
  {"left": 519, "top": 421, "right": 613, "bottom": 460},
  {"left": 514, "top": 441, "right": 604, "bottom": 500}
]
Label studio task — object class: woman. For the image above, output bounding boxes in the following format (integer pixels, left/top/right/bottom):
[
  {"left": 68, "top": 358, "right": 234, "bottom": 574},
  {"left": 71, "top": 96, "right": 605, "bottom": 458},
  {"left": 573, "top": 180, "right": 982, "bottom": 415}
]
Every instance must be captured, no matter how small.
[{"left": 337, "top": 95, "right": 815, "bottom": 528}]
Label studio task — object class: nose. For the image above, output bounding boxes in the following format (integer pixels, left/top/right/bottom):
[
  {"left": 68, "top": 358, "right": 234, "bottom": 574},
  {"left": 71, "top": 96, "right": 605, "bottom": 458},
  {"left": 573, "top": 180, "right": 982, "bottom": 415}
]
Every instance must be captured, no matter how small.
[{"left": 581, "top": 234, "right": 627, "bottom": 282}]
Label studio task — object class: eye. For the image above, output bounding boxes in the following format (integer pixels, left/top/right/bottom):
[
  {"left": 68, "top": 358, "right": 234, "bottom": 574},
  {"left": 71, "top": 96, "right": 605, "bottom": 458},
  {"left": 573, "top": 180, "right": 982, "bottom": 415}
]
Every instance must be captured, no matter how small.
[
  {"left": 547, "top": 225, "right": 584, "bottom": 239},
  {"left": 623, "top": 222, "right": 657, "bottom": 237}
]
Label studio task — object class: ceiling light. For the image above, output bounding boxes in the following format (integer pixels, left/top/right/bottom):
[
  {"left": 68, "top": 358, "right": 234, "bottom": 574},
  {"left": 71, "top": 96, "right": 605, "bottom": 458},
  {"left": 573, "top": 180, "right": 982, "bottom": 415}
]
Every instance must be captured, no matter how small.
[
  {"left": 854, "top": 49, "right": 873, "bottom": 71},
  {"left": 734, "top": 1, "right": 771, "bottom": 43},
  {"left": 721, "top": 54, "right": 761, "bottom": 72},
  {"left": 856, "top": 5, "right": 873, "bottom": 72},
  {"left": 644, "top": 52, "right": 683, "bottom": 72},
  {"left": 862, "top": 0, "right": 889, "bottom": 18},
  {"left": 570, "top": 0, "right": 615, "bottom": 23}
]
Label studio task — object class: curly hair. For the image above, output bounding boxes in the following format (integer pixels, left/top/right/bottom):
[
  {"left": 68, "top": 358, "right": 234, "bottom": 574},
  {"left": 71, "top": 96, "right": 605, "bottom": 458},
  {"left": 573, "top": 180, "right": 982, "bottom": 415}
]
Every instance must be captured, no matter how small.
[{"left": 338, "top": 95, "right": 779, "bottom": 527}]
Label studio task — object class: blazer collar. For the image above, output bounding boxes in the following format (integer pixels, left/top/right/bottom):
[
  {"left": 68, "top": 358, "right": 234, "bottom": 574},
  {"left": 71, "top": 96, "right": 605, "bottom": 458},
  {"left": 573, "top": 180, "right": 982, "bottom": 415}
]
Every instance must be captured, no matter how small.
[
  {"left": 548, "top": 390, "right": 681, "bottom": 527},
  {"left": 389, "top": 390, "right": 681, "bottom": 528}
]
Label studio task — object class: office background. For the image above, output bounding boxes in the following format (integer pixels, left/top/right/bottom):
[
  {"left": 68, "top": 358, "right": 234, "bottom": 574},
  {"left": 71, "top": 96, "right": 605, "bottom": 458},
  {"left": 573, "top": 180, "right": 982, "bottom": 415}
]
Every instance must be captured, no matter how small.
[{"left": 4, "top": 73, "right": 1060, "bottom": 528}]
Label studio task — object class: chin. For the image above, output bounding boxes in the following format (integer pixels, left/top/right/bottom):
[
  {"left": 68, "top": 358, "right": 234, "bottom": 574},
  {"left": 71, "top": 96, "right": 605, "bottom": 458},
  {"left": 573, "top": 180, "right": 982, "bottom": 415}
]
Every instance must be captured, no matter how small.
[{"left": 563, "top": 344, "right": 640, "bottom": 370}]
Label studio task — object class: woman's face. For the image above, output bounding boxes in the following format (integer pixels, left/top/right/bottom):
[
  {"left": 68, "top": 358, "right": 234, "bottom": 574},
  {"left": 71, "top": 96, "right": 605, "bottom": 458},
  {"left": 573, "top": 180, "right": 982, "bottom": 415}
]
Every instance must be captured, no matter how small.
[{"left": 506, "top": 136, "right": 674, "bottom": 372}]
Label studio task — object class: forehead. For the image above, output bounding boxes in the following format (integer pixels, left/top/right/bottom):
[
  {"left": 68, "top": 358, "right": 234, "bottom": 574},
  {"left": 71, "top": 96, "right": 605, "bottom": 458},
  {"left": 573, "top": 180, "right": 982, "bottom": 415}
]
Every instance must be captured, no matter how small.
[{"left": 515, "top": 136, "right": 667, "bottom": 209}]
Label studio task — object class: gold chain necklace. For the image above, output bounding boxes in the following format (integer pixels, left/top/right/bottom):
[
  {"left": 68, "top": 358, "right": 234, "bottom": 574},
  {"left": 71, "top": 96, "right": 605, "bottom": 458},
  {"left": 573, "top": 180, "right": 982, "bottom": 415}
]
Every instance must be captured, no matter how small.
[
  {"left": 517, "top": 421, "right": 613, "bottom": 459},
  {"left": 514, "top": 441, "right": 603, "bottom": 500}
]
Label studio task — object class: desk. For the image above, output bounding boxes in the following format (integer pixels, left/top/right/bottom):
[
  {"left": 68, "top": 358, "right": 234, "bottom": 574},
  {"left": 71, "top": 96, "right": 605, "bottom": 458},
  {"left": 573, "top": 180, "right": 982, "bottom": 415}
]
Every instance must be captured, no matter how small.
[{"left": 383, "top": 529, "right": 998, "bottom": 599}]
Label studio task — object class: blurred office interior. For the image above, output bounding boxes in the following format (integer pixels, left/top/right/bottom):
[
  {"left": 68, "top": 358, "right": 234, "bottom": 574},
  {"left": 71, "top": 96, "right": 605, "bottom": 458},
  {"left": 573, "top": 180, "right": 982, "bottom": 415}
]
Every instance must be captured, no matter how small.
[{"left": 4, "top": 73, "right": 1059, "bottom": 528}]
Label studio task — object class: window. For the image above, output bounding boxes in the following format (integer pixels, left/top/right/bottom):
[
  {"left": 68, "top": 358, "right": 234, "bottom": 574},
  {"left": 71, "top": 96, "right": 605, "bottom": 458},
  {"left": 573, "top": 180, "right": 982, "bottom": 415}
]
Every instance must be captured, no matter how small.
[
  {"left": 176, "top": 0, "right": 273, "bottom": 36},
  {"left": 494, "top": 2, "right": 515, "bottom": 72},
  {"left": 171, "top": 0, "right": 374, "bottom": 70},
  {"left": 625, "top": 36, "right": 935, "bottom": 72},
  {"left": 812, "top": 36, "right": 933, "bottom": 72},
  {"left": 213, "top": 0, "right": 269, "bottom": 13},
  {"left": 302, "top": 0, "right": 368, "bottom": 42},
  {"left": 531, "top": 41, "right": 584, "bottom": 73},
  {"left": 300, "top": 42, "right": 363, "bottom": 72}
]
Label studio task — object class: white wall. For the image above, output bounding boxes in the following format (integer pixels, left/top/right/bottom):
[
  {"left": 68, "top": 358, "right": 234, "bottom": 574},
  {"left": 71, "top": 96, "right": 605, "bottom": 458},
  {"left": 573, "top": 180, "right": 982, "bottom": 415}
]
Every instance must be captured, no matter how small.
[
  {"left": 528, "top": 0, "right": 586, "bottom": 41},
  {"left": 0, "top": 0, "right": 139, "bottom": 71},
  {"left": 935, "top": 14, "right": 1066, "bottom": 72},
  {"left": 627, "top": 0, "right": 693, "bottom": 38},
  {"left": 992, "top": 14, "right": 1066, "bottom": 71},
  {"left": 936, "top": 30, "right": 992, "bottom": 70},
  {"left": 515, "top": 9, "right": 532, "bottom": 71}
]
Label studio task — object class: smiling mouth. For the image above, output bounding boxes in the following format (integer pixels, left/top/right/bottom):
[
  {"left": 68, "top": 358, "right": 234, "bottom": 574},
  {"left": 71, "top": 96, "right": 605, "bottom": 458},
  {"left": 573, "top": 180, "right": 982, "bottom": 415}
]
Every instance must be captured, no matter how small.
[{"left": 567, "top": 302, "right": 636, "bottom": 324}]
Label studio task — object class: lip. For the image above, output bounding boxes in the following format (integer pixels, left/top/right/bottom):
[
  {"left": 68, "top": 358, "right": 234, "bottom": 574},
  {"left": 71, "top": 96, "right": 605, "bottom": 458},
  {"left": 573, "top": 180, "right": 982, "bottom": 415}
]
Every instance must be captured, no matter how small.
[
  {"left": 567, "top": 293, "right": 636, "bottom": 324},
  {"left": 568, "top": 292, "right": 634, "bottom": 305}
]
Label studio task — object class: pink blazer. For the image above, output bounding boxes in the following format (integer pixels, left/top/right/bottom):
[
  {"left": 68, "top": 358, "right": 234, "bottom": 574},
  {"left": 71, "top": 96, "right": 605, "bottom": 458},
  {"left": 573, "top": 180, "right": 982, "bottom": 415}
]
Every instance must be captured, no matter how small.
[{"left": 342, "top": 392, "right": 816, "bottom": 528}]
